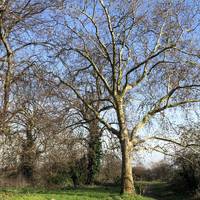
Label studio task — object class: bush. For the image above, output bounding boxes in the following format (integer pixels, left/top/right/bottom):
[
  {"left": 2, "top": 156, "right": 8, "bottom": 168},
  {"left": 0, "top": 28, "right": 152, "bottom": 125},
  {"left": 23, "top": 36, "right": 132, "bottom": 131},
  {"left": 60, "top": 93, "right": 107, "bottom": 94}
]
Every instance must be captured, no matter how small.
[
  {"left": 96, "top": 152, "right": 121, "bottom": 185},
  {"left": 40, "top": 161, "right": 69, "bottom": 187}
]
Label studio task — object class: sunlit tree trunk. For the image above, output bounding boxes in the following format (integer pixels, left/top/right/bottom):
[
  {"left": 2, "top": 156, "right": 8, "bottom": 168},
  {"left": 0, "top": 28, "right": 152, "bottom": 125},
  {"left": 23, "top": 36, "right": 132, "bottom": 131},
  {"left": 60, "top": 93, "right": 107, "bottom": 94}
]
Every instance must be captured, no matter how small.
[
  {"left": 120, "top": 136, "right": 135, "bottom": 194},
  {"left": 117, "top": 98, "right": 135, "bottom": 194}
]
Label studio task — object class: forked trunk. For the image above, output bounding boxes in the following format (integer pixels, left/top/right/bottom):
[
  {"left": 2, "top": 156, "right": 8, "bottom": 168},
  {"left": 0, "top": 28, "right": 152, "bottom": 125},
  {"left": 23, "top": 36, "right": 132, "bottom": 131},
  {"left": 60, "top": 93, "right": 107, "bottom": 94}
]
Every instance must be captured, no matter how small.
[{"left": 120, "top": 138, "right": 135, "bottom": 194}]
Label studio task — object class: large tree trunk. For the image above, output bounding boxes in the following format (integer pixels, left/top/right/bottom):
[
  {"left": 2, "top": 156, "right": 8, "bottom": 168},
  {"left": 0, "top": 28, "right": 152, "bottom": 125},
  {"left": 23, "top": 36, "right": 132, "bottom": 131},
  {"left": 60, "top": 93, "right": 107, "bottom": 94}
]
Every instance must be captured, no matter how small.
[
  {"left": 120, "top": 137, "right": 135, "bottom": 194},
  {"left": 86, "top": 119, "right": 101, "bottom": 185},
  {"left": 86, "top": 136, "right": 101, "bottom": 184},
  {"left": 116, "top": 99, "right": 135, "bottom": 194},
  {"left": 19, "top": 126, "right": 36, "bottom": 184}
]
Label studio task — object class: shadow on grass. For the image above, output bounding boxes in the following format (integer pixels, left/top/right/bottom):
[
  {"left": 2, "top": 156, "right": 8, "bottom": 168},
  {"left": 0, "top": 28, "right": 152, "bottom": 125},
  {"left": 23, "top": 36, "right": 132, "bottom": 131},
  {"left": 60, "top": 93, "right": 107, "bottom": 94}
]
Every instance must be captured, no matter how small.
[{"left": 136, "top": 181, "right": 192, "bottom": 200}]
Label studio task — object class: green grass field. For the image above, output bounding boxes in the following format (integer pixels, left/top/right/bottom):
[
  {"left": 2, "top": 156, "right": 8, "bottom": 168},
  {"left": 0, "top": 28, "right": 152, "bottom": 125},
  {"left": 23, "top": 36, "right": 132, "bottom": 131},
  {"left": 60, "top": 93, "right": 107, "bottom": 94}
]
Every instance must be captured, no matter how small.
[
  {"left": 0, "top": 186, "right": 154, "bottom": 200},
  {"left": 0, "top": 182, "right": 192, "bottom": 200}
]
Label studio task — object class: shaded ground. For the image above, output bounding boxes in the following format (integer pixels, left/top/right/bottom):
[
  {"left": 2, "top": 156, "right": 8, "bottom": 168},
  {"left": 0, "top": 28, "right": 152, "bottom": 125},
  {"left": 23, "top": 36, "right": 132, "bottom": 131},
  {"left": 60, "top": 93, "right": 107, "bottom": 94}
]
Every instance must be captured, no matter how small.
[{"left": 139, "top": 181, "right": 192, "bottom": 200}]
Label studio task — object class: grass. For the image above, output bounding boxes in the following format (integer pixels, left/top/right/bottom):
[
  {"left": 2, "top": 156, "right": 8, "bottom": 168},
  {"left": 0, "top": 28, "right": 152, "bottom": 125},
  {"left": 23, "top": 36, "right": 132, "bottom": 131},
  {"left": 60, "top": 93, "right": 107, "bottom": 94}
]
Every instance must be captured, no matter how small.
[
  {"left": 0, "top": 186, "right": 154, "bottom": 200},
  {"left": 0, "top": 182, "right": 193, "bottom": 200}
]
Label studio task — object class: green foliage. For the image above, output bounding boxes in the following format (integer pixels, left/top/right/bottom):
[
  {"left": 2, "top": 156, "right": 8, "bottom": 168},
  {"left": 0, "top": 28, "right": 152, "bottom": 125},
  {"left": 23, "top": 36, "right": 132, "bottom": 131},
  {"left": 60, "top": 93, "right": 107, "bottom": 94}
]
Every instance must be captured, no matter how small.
[
  {"left": 93, "top": 137, "right": 102, "bottom": 175},
  {"left": 86, "top": 134, "right": 102, "bottom": 184}
]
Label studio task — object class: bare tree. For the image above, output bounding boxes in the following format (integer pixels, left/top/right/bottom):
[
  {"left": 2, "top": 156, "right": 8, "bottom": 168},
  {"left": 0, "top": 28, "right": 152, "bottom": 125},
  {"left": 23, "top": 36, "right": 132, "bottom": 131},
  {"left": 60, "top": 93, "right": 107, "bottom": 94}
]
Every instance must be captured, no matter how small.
[
  {"left": 50, "top": 0, "right": 200, "bottom": 194},
  {"left": 0, "top": 0, "right": 62, "bottom": 183},
  {"left": 0, "top": 0, "right": 199, "bottom": 195},
  {"left": 0, "top": 0, "right": 48, "bottom": 133},
  {"left": 0, "top": 0, "right": 61, "bottom": 134}
]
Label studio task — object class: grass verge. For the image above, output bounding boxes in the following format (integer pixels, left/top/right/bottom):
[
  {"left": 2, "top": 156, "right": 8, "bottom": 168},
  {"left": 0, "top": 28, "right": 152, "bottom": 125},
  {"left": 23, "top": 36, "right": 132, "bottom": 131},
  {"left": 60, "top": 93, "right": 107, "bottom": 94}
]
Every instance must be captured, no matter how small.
[{"left": 0, "top": 186, "right": 154, "bottom": 200}]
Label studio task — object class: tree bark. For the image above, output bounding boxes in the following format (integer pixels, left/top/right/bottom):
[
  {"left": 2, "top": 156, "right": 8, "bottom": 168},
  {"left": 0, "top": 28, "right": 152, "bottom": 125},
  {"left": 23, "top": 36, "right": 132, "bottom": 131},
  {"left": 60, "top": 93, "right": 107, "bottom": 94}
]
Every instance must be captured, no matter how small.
[
  {"left": 86, "top": 134, "right": 101, "bottom": 184},
  {"left": 19, "top": 126, "right": 36, "bottom": 184},
  {"left": 86, "top": 118, "right": 101, "bottom": 185},
  {"left": 115, "top": 98, "right": 135, "bottom": 194},
  {"left": 120, "top": 137, "right": 135, "bottom": 194}
]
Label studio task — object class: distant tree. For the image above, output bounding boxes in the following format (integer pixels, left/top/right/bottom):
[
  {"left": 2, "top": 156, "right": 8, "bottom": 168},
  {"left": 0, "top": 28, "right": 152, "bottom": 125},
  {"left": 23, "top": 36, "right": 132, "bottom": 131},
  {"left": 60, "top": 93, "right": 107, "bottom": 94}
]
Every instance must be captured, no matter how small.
[
  {"left": 133, "top": 164, "right": 150, "bottom": 181},
  {"left": 97, "top": 151, "right": 121, "bottom": 185},
  {"left": 150, "top": 160, "right": 172, "bottom": 181}
]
